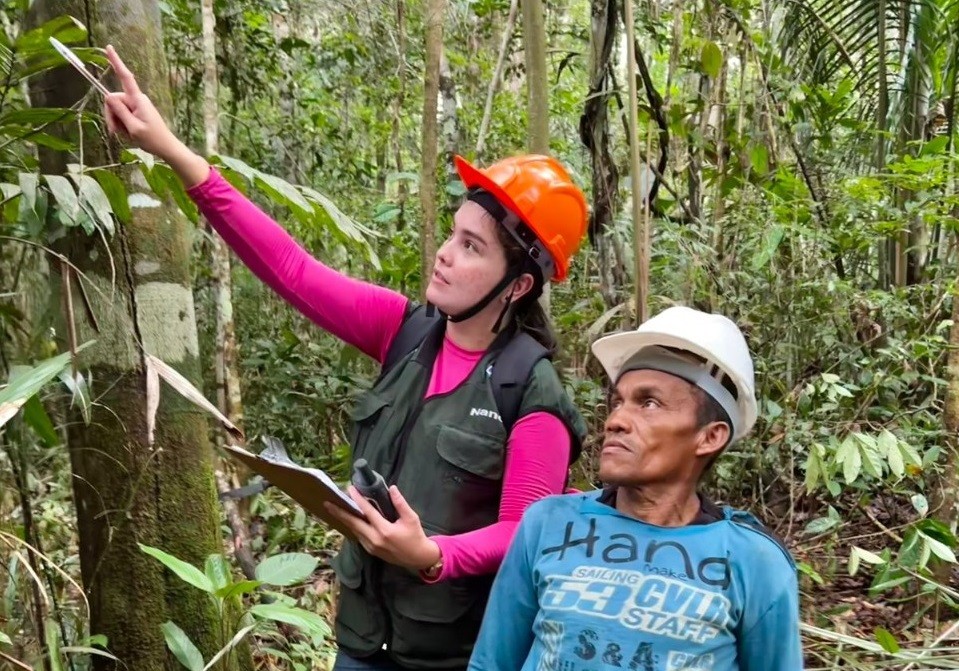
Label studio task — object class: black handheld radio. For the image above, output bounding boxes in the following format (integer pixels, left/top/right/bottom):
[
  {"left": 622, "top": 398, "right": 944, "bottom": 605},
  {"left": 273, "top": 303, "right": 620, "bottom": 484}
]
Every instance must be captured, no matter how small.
[{"left": 351, "top": 459, "right": 399, "bottom": 522}]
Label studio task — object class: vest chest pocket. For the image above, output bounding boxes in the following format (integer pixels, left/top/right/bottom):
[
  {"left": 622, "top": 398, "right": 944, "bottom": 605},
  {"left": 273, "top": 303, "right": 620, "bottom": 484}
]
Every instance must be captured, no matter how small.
[
  {"left": 349, "top": 392, "right": 393, "bottom": 459},
  {"left": 435, "top": 424, "right": 506, "bottom": 482}
]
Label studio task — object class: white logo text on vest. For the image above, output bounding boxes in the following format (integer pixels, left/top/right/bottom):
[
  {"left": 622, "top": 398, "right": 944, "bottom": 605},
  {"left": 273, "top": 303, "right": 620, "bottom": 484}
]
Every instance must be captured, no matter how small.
[{"left": 470, "top": 407, "right": 502, "bottom": 423}]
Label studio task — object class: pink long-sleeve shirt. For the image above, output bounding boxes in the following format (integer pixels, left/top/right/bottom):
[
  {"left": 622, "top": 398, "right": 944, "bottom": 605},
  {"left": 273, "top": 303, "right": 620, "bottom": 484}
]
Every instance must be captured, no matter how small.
[{"left": 187, "top": 169, "right": 572, "bottom": 581}]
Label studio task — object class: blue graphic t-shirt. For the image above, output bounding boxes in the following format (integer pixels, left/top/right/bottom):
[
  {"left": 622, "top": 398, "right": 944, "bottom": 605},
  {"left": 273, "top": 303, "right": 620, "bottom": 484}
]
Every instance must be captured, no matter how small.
[{"left": 468, "top": 491, "right": 802, "bottom": 671}]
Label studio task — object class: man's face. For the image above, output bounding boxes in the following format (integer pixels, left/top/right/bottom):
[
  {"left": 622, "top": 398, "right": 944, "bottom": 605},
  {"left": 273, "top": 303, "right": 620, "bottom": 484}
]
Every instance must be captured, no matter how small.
[{"left": 599, "top": 368, "right": 713, "bottom": 487}]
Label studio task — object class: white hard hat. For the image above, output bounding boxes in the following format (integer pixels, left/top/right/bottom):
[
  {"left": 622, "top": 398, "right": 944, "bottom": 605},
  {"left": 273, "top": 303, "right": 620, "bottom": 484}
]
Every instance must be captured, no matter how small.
[{"left": 591, "top": 306, "right": 758, "bottom": 443}]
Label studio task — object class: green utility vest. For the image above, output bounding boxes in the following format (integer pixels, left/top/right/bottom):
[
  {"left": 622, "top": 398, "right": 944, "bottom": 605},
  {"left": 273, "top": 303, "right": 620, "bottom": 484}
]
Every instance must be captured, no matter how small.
[{"left": 331, "top": 316, "right": 586, "bottom": 670}]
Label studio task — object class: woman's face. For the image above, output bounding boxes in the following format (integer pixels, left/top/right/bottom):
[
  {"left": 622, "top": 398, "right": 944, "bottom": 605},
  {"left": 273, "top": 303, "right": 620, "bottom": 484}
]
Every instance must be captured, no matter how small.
[{"left": 425, "top": 201, "right": 510, "bottom": 316}]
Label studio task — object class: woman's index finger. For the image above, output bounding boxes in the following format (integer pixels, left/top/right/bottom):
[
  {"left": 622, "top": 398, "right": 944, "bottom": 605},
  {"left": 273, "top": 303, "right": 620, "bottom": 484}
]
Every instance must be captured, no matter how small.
[{"left": 105, "top": 45, "right": 142, "bottom": 97}]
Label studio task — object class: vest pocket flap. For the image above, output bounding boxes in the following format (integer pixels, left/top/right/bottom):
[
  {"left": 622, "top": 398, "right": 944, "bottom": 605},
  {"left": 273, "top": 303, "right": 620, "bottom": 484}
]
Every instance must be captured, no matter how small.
[
  {"left": 329, "top": 541, "right": 364, "bottom": 589},
  {"left": 392, "top": 578, "right": 479, "bottom": 623},
  {"left": 350, "top": 392, "right": 390, "bottom": 423},
  {"left": 436, "top": 425, "right": 504, "bottom": 480}
]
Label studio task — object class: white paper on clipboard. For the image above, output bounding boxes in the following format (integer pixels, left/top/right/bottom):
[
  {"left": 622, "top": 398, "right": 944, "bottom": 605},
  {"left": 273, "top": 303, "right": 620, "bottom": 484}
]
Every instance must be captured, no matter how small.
[
  {"left": 223, "top": 444, "right": 365, "bottom": 539},
  {"left": 49, "top": 38, "right": 110, "bottom": 96}
]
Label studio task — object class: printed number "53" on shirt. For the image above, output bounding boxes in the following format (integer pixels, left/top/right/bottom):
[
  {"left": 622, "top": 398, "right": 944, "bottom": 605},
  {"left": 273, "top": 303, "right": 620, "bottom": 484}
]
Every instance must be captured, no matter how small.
[{"left": 542, "top": 578, "right": 632, "bottom": 618}]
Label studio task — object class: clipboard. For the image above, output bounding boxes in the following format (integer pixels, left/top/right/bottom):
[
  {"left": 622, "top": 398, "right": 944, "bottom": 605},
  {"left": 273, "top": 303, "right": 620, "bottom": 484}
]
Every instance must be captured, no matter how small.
[{"left": 223, "top": 444, "right": 365, "bottom": 539}]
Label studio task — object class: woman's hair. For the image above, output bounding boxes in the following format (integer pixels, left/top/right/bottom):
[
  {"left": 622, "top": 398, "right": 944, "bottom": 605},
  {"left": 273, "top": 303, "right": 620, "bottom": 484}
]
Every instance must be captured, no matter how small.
[{"left": 494, "top": 223, "right": 558, "bottom": 355}]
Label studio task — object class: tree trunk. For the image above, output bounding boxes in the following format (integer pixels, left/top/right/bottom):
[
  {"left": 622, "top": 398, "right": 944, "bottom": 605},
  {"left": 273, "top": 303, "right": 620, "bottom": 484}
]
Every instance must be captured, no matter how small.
[
  {"left": 202, "top": 0, "right": 256, "bottom": 584},
  {"left": 439, "top": 52, "right": 459, "bottom": 214},
  {"left": 28, "top": 0, "right": 223, "bottom": 667},
  {"left": 623, "top": 0, "right": 648, "bottom": 325},
  {"left": 420, "top": 0, "right": 445, "bottom": 298},
  {"left": 934, "top": 268, "right": 959, "bottom": 562},
  {"left": 523, "top": 0, "right": 549, "bottom": 155},
  {"left": 392, "top": 0, "right": 408, "bottom": 230},
  {"left": 523, "top": 0, "right": 551, "bottom": 312},
  {"left": 580, "top": 0, "right": 620, "bottom": 307},
  {"left": 476, "top": 0, "right": 519, "bottom": 162}
]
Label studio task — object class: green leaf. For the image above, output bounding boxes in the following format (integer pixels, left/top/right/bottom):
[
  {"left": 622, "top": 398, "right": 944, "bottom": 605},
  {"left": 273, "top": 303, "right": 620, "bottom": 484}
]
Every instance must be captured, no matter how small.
[
  {"left": 204, "top": 555, "right": 231, "bottom": 592},
  {"left": 899, "top": 440, "right": 922, "bottom": 466},
  {"left": 126, "top": 148, "right": 156, "bottom": 171},
  {"left": 255, "top": 172, "right": 312, "bottom": 215},
  {"left": 250, "top": 604, "right": 331, "bottom": 638},
  {"left": 44, "top": 174, "right": 79, "bottom": 226},
  {"left": 58, "top": 369, "right": 92, "bottom": 425},
  {"left": 15, "top": 16, "right": 86, "bottom": 54},
  {"left": 202, "top": 624, "right": 255, "bottom": 671},
  {"left": 59, "top": 646, "right": 119, "bottom": 662},
  {"left": 874, "top": 627, "right": 900, "bottom": 653},
  {"left": 842, "top": 445, "right": 862, "bottom": 484},
  {"left": 0, "top": 631, "right": 10, "bottom": 646},
  {"left": 751, "top": 225, "right": 785, "bottom": 270},
  {"left": 870, "top": 574, "right": 912, "bottom": 594},
  {"left": 857, "top": 435, "right": 884, "bottom": 479},
  {"left": 161, "top": 621, "right": 204, "bottom": 671},
  {"left": 23, "top": 395, "right": 59, "bottom": 447},
  {"left": 920, "top": 532, "right": 957, "bottom": 563},
  {"left": 749, "top": 144, "right": 769, "bottom": 175},
  {"left": 18, "top": 173, "right": 47, "bottom": 235},
  {"left": 849, "top": 546, "right": 885, "bottom": 575},
  {"left": 82, "top": 634, "right": 108, "bottom": 648},
  {"left": 216, "top": 579, "right": 262, "bottom": 600},
  {"left": 255, "top": 552, "right": 318, "bottom": 587},
  {"left": 920, "top": 136, "right": 949, "bottom": 156},
  {"left": 0, "top": 345, "right": 92, "bottom": 429},
  {"left": 882, "top": 430, "right": 904, "bottom": 479},
  {"left": 45, "top": 618, "right": 64, "bottom": 671},
  {"left": 19, "top": 172, "right": 38, "bottom": 211},
  {"left": 834, "top": 435, "right": 861, "bottom": 484},
  {"left": 803, "top": 447, "right": 822, "bottom": 493},
  {"left": 157, "top": 166, "right": 198, "bottom": 223},
  {"left": 0, "top": 107, "right": 83, "bottom": 126},
  {"left": 803, "top": 515, "right": 839, "bottom": 535},
  {"left": 912, "top": 494, "right": 929, "bottom": 517},
  {"left": 700, "top": 41, "right": 723, "bottom": 78},
  {"left": 1, "top": 183, "right": 20, "bottom": 202},
  {"left": 138, "top": 544, "right": 214, "bottom": 593},
  {"left": 77, "top": 175, "right": 115, "bottom": 234},
  {"left": 92, "top": 170, "right": 131, "bottom": 224},
  {"left": 212, "top": 153, "right": 256, "bottom": 180},
  {"left": 796, "top": 561, "right": 824, "bottom": 585}
]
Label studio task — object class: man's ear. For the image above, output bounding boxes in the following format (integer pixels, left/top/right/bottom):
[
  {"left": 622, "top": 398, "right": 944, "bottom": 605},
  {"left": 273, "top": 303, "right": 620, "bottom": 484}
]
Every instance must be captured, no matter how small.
[
  {"left": 695, "top": 422, "right": 731, "bottom": 460},
  {"left": 506, "top": 272, "right": 536, "bottom": 303}
]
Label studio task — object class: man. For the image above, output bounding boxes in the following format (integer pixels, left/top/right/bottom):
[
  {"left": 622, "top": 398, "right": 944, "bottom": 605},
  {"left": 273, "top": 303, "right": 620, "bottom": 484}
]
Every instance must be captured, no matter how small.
[{"left": 467, "top": 306, "right": 802, "bottom": 671}]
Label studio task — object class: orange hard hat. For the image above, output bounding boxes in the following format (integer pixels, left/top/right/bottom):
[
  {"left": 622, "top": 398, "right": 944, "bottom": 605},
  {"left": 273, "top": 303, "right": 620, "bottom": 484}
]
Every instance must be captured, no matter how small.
[{"left": 454, "top": 154, "right": 588, "bottom": 282}]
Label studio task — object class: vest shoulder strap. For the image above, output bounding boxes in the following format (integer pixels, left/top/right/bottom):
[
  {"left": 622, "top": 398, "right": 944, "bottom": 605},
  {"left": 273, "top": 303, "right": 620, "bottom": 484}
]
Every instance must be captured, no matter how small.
[
  {"left": 489, "top": 332, "right": 549, "bottom": 433},
  {"left": 380, "top": 303, "right": 443, "bottom": 381},
  {"left": 381, "top": 303, "right": 549, "bottom": 433}
]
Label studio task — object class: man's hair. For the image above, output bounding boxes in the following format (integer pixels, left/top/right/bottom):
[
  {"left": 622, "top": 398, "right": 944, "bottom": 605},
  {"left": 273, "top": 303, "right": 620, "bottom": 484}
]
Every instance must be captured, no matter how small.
[
  {"left": 692, "top": 384, "right": 734, "bottom": 471},
  {"left": 693, "top": 384, "right": 733, "bottom": 432}
]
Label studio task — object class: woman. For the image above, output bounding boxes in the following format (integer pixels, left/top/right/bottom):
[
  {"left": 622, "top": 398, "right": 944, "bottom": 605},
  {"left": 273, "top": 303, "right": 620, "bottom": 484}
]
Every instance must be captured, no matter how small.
[{"left": 103, "top": 46, "right": 588, "bottom": 671}]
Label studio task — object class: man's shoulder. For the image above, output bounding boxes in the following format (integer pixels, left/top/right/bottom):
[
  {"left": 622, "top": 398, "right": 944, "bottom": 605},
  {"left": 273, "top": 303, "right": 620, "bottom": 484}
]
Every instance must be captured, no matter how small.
[
  {"left": 525, "top": 491, "right": 594, "bottom": 518},
  {"left": 720, "top": 506, "right": 796, "bottom": 569}
]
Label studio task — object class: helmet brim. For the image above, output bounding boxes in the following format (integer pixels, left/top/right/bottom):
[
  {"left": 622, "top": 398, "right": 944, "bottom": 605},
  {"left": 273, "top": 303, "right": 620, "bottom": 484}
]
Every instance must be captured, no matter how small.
[
  {"left": 454, "top": 155, "right": 525, "bottom": 225},
  {"left": 592, "top": 330, "right": 719, "bottom": 384}
]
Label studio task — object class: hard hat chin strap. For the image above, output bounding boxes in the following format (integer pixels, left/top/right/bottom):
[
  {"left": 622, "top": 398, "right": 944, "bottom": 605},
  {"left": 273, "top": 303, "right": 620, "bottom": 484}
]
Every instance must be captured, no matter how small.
[{"left": 426, "top": 266, "right": 520, "bottom": 328}]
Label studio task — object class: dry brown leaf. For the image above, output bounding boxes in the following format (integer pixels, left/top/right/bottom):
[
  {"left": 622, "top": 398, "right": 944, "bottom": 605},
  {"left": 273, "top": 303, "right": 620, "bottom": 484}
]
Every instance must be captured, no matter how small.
[
  {"left": 144, "top": 353, "right": 244, "bottom": 443},
  {"left": 145, "top": 355, "right": 160, "bottom": 447},
  {"left": 0, "top": 399, "right": 27, "bottom": 430}
]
